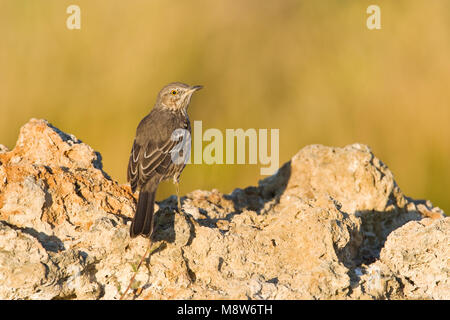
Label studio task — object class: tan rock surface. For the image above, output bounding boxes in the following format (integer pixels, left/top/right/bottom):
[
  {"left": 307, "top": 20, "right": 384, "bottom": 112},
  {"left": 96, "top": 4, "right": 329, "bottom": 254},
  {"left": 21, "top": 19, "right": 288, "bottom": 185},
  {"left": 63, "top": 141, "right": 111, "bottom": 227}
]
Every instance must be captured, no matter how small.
[
  {"left": 379, "top": 218, "right": 449, "bottom": 299},
  {"left": 0, "top": 119, "right": 447, "bottom": 299}
]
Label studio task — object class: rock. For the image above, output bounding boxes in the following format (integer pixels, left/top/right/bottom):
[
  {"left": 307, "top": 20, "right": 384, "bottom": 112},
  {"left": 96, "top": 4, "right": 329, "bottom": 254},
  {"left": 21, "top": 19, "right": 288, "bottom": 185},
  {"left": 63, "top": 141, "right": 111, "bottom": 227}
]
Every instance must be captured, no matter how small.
[
  {"left": 379, "top": 218, "right": 449, "bottom": 299},
  {"left": 0, "top": 144, "right": 8, "bottom": 154},
  {"left": 0, "top": 119, "right": 447, "bottom": 300}
]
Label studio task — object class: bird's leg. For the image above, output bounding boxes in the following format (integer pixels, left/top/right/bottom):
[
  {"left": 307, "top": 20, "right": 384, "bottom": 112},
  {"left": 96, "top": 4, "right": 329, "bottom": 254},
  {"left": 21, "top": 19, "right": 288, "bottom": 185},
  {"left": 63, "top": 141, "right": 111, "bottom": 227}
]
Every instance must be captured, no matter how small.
[
  {"left": 173, "top": 175, "right": 182, "bottom": 214},
  {"left": 175, "top": 180, "right": 182, "bottom": 214}
]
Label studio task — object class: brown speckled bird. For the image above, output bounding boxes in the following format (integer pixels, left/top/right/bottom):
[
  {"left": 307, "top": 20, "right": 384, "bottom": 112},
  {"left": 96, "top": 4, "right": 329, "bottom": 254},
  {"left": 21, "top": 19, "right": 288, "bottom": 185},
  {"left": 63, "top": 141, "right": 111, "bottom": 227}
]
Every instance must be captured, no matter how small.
[{"left": 127, "top": 82, "right": 202, "bottom": 238}]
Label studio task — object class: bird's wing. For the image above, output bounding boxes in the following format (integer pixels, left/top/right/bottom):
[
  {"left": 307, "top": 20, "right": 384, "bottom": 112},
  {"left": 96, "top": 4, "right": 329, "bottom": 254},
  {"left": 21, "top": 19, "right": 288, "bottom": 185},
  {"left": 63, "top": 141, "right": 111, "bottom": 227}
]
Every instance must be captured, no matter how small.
[
  {"left": 155, "top": 129, "right": 190, "bottom": 176},
  {"left": 127, "top": 140, "right": 141, "bottom": 192},
  {"left": 127, "top": 131, "right": 186, "bottom": 191}
]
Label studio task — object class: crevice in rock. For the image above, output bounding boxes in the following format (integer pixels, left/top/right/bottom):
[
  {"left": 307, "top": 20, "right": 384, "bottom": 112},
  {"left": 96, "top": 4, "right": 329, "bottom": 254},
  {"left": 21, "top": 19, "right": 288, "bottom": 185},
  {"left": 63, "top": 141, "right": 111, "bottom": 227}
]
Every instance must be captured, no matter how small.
[
  {"left": 181, "top": 248, "right": 196, "bottom": 283},
  {"left": 1, "top": 220, "right": 65, "bottom": 252},
  {"left": 355, "top": 208, "right": 422, "bottom": 265}
]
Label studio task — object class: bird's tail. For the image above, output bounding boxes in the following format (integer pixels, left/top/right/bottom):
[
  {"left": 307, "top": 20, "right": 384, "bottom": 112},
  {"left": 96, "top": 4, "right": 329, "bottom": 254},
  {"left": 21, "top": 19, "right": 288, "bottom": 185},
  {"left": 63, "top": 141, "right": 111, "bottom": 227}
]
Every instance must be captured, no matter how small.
[{"left": 130, "top": 181, "right": 158, "bottom": 238}]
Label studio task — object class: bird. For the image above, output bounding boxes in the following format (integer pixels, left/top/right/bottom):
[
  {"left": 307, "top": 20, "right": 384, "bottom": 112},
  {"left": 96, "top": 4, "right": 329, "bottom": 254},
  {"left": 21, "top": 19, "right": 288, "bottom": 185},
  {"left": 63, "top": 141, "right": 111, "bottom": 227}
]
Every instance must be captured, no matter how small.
[{"left": 127, "top": 82, "right": 202, "bottom": 238}]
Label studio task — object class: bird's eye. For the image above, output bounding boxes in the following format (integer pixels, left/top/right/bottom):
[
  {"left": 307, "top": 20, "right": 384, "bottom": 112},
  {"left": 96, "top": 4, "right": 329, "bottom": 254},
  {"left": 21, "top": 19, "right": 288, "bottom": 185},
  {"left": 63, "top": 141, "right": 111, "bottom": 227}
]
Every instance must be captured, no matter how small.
[{"left": 171, "top": 90, "right": 178, "bottom": 95}]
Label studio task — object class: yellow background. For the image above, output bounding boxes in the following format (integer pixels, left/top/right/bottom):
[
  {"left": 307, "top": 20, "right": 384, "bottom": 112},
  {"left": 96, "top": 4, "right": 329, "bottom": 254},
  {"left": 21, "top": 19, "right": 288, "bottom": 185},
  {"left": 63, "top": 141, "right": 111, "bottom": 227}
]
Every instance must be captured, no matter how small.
[{"left": 1, "top": 1, "right": 448, "bottom": 213}]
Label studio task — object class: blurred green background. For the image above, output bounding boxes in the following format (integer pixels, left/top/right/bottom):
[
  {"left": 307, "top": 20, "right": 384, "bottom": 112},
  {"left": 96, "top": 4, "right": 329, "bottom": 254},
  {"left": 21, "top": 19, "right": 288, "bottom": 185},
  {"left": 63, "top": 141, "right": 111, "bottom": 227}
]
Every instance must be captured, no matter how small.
[{"left": 0, "top": 0, "right": 448, "bottom": 213}]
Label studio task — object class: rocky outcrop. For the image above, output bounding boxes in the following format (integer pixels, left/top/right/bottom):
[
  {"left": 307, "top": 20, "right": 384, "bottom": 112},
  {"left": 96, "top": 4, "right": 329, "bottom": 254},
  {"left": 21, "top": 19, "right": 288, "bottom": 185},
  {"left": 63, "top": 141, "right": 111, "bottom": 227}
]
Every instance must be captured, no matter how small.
[{"left": 0, "top": 119, "right": 447, "bottom": 300}]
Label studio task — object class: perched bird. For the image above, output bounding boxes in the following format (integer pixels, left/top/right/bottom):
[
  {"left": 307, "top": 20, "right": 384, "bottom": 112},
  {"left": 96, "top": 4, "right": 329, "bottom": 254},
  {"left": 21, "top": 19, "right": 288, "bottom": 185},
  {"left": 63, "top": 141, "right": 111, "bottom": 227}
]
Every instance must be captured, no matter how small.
[{"left": 127, "top": 82, "right": 202, "bottom": 238}]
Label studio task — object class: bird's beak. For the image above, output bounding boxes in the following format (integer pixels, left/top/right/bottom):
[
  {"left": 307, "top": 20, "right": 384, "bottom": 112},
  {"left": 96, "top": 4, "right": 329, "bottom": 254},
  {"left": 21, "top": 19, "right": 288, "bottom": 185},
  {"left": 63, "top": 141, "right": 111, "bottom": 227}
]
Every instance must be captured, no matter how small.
[
  {"left": 182, "top": 85, "right": 203, "bottom": 107},
  {"left": 189, "top": 85, "right": 203, "bottom": 93}
]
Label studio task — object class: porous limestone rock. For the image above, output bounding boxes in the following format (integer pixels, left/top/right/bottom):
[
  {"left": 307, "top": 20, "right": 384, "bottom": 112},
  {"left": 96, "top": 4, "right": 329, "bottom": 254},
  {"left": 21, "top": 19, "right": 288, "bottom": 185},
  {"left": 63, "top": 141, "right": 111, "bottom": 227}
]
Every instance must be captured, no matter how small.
[{"left": 0, "top": 119, "right": 447, "bottom": 300}]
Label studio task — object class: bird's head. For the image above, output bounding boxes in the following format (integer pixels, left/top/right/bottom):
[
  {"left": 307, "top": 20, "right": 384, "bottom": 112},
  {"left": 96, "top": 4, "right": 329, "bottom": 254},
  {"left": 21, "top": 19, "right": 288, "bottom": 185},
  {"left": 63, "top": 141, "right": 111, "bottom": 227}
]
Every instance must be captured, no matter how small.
[{"left": 157, "top": 82, "right": 202, "bottom": 111}]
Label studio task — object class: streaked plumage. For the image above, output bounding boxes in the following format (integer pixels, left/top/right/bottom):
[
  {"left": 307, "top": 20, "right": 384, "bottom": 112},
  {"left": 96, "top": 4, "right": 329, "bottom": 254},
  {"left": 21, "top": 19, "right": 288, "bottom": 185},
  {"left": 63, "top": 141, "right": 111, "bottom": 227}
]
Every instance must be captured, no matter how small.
[{"left": 127, "top": 82, "right": 201, "bottom": 238}]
